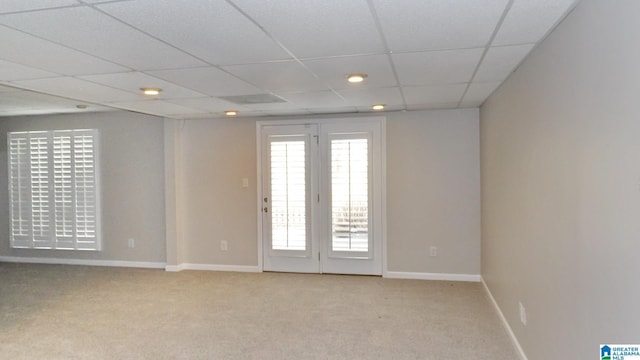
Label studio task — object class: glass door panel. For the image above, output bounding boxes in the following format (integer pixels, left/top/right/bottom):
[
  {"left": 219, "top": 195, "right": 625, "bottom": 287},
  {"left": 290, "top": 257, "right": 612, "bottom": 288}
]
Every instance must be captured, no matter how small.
[
  {"left": 270, "top": 140, "right": 307, "bottom": 251},
  {"left": 331, "top": 138, "right": 369, "bottom": 253}
]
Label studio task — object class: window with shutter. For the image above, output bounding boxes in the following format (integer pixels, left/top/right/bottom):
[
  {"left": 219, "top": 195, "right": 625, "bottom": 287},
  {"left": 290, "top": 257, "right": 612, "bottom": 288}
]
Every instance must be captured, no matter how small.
[{"left": 7, "top": 129, "right": 101, "bottom": 251}]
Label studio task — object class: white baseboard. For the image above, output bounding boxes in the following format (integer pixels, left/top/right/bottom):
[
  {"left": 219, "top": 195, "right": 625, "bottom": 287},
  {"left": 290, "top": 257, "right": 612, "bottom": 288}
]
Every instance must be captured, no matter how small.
[
  {"left": 384, "top": 271, "right": 481, "bottom": 282},
  {"left": 165, "top": 264, "right": 186, "bottom": 272},
  {"left": 165, "top": 263, "right": 260, "bottom": 273},
  {"left": 0, "top": 256, "right": 166, "bottom": 269},
  {"left": 481, "top": 277, "right": 528, "bottom": 360}
]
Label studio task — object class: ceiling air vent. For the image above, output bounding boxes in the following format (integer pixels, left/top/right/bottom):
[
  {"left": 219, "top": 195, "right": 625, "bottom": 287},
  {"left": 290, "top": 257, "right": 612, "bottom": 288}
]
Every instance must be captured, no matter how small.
[{"left": 219, "top": 94, "right": 286, "bottom": 105}]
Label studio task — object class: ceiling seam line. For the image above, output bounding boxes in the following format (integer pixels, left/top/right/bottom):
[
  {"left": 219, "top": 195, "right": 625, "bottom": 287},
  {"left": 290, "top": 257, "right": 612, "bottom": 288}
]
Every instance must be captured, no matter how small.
[
  {"left": 87, "top": 4, "right": 278, "bottom": 98},
  {"left": 365, "top": 0, "right": 407, "bottom": 110},
  {"left": 457, "top": 0, "right": 515, "bottom": 108},
  {"left": 0, "top": 23, "right": 135, "bottom": 74},
  {"left": 224, "top": 0, "right": 346, "bottom": 104},
  {"left": 0, "top": 4, "right": 85, "bottom": 16}
]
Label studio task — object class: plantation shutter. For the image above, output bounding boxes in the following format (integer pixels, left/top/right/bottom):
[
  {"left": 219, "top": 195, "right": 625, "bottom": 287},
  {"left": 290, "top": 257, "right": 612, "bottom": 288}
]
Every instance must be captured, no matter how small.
[
  {"left": 8, "top": 133, "right": 37, "bottom": 248},
  {"left": 269, "top": 139, "right": 307, "bottom": 251},
  {"left": 30, "top": 133, "right": 54, "bottom": 248},
  {"left": 329, "top": 134, "right": 372, "bottom": 256},
  {"left": 68, "top": 131, "right": 100, "bottom": 250},
  {"left": 8, "top": 129, "right": 101, "bottom": 251},
  {"left": 53, "top": 132, "right": 75, "bottom": 249}
]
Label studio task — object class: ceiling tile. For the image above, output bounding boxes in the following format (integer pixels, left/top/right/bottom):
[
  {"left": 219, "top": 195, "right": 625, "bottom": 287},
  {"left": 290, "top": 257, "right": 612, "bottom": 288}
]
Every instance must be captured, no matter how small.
[
  {"left": 402, "top": 84, "right": 467, "bottom": 105},
  {"left": 147, "top": 67, "right": 262, "bottom": 96},
  {"left": 107, "top": 99, "right": 201, "bottom": 116},
  {"left": 278, "top": 91, "right": 346, "bottom": 108},
  {"left": 231, "top": 0, "right": 384, "bottom": 58},
  {"left": 0, "top": 84, "right": 22, "bottom": 92},
  {"left": 493, "top": 0, "right": 578, "bottom": 46},
  {"left": 0, "top": 59, "right": 58, "bottom": 80},
  {"left": 406, "top": 103, "right": 460, "bottom": 111},
  {"left": 0, "top": 6, "right": 205, "bottom": 70},
  {"left": 0, "top": 0, "right": 569, "bottom": 119},
  {"left": 222, "top": 61, "right": 330, "bottom": 93},
  {"left": 80, "top": 0, "right": 134, "bottom": 3},
  {"left": 79, "top": 72, "right": 206, "bottom": 99},
  {"left": 178, "top": 109, "right": 265, "bottom": 119},
  {"left": 97, "top": 0, "right": 290, "bottom": 65},
  {"left": 462, "top": 82, "right": 501, "bottom": 104},
  {"left": 0, "top": 0, "right": 79, "bottom": 14},
  {"left": 302, "top": 55, "right": 397, "bottom": 90},
  {"left": 165, "top": 97, "right": 247, "bottom": 113},
  {"left": 373, "top": 0, "right": 509, "bottom": 52},
  {"left": 308, "top": 106, "right": 359, "bottom": 114},
  {"left": 261, "top": 109, "right": 313, "bottom": 117},
  {"left": 168, "top": 113, "right": 217, "bottom": 120},
  {"left": 242, "top": 101, "right": 301, "bottom": 111},
  {"left": 337, "top": 87, "right": 404, "bottom": 107},
  {"left": 392, "top": 48, "right": 484, "bottom": 86},
  {"left": 0, "top": 89, "right": 112, "bottom": 117},
  {"left": 0, "top": 25, "right": 128, "bottom": 75},
  {"left": 356, "top": 104, "right": 404, "bottom": 113},
  {"left": 474, "top": 44, "right": 534, "bottom": 82},
  {"left": 12, "top": 77, "right": 142, "bottom": 102}
]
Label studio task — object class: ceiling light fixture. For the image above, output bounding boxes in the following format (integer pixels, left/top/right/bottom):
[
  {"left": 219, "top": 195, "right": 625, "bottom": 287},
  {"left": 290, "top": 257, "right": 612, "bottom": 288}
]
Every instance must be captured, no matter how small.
[
  {"left": 141, "top": 87, "right": 161, "bottom": 96},
  {"left": 76, "top": 104, "right": 88, "bottom": 109},
  {"left": 347, "top": 74, "right": 367, "bottom": 83},
  {"left": 224, "top": 110, "right": 238, "bottom": 116},
  {"left": 372, "top": 104, "right": 385, "bottom": 111}
]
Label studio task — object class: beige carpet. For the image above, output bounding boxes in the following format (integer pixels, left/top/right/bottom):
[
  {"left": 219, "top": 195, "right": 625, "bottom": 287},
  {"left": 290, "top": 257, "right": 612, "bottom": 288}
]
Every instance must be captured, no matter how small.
[{"left": 0, "top": 263, "right": 517, "bottom": 359}]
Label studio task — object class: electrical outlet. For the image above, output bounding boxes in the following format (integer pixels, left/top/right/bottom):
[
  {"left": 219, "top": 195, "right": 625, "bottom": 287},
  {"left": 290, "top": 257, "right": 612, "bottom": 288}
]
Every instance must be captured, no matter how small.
[
  {"left": 128, "top": 238, "right": 135, "bottom": 248},
  {"left": 220, "top": 240, "right": 228, "bottom": 251},
  {"left": 429, "top": 246, "right": 437, "bottom": 257},
  {"left": 519, "top": 302, "right": 527, "bottom": 326}
]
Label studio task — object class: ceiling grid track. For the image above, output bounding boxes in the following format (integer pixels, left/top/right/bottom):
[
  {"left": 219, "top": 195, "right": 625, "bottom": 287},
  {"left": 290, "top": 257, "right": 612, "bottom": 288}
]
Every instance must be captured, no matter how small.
[
  {"left": 0, "top": 0, "right": 581, "bottom": 118},
  {"left": 456, "top": 0, "right": 515, "bottom": 108}
]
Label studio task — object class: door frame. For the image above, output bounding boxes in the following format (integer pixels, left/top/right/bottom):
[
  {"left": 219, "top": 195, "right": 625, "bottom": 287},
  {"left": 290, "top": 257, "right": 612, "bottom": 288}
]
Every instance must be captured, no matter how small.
[{"left": 256, "top": 116, "right": 387, "bottom": 275}]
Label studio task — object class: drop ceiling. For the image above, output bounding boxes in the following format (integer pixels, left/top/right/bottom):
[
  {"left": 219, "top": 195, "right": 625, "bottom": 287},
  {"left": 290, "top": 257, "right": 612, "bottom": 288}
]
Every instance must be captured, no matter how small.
[{"left": 0, "top": 0, "right": 579, "bottom": 119}]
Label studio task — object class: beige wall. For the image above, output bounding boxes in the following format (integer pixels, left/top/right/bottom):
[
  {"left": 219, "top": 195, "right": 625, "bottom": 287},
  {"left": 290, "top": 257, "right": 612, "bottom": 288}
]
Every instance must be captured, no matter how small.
[
  {"left": 386, "top": 109, "right": 480, "bottom": 274},
  {"left": 0, "top": 111, "right": 166, "bottom": 263},
  {"left": 180, "top": 117, "right": 258, "bottom": 266},
  {"left": 0, "top": 106, "right": 480, "bottom": 275},
  {"left": 481, "top": 0, "right": 640, "bottom": 358},
  {"left": 179, "top": 109, "right": 480, "bottom": 275}
]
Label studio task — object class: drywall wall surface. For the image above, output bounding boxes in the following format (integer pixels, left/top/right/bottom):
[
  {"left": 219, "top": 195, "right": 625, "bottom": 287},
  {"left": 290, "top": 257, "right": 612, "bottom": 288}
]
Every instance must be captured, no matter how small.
[
  {"left": 180, "top": 117, "right": 258, "bottom": 266},
  {"left": 481, "top": 0, "right": 640, "bottom": 358},
  {"left": 0, "top": 111, "right": 166, "bottom": 263},
  {"left": 386, "top": 109, "right": 480, "bottom": 275},
  {"left": 180, "top": 109, "right": 480, "bottom": 276}
]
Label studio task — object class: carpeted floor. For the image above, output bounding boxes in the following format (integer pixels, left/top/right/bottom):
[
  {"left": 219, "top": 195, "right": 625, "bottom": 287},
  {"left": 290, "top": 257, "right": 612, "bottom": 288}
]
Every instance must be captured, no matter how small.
[{"left": 0, "top": 262, "right": 518, "bottom": 359}]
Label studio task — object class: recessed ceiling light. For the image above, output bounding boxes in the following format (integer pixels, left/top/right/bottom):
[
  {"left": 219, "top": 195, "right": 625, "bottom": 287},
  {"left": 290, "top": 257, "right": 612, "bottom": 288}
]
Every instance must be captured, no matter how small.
[
  {"left": 372, "top": 104, "right": 385, "bottom": 111},
  {"left": 225, "top": 110, "right": 238, "bottom": 116},
  {"left": 347, "top": 74, "right": 367, "bottom": 83},
  {"left": 141, "top": 87, "right": 161, "bottom": 96}
]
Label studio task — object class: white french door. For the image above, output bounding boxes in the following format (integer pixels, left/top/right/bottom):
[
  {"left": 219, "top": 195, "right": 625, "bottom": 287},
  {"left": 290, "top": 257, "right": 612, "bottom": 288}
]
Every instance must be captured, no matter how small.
[
  {"left": 259, "top": 119, "right": 384, "bottom": 275},
  {"left": 261, "top": 124, "right": 319, "bottom": 273}
]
